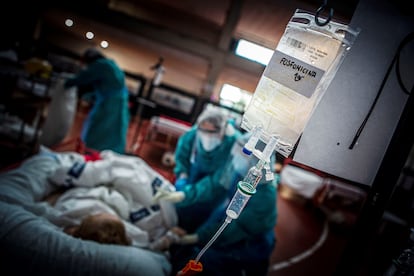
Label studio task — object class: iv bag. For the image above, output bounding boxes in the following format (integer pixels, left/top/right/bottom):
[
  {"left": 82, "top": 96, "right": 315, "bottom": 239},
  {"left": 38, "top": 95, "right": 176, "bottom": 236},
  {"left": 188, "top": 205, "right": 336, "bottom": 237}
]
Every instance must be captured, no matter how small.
[{"left": 241, "top": 9, "right": 359, "bottom": 157}]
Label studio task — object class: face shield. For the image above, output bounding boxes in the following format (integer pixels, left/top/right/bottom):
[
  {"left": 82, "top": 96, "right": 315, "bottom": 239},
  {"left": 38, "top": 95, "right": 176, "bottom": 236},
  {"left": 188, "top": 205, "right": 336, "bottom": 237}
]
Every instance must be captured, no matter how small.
[
  {"left": 196, "top": 108, "right": 227, "bottom": 152},
  {"left": 197, "top": 129, "right": 222, "bottom": 152}
]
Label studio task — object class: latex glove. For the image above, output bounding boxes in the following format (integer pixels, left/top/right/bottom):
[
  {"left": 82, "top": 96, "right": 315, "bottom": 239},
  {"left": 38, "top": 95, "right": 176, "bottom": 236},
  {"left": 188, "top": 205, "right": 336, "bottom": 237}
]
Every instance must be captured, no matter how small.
[
  {"left": 174, "top": 178, "right": 188, "bottom": 191},
  {"left": 149, "top": 236, "right": 171, "bottom": 252},
  {"left": 149, "top": 229, "right": 182, "bottom": 251},
  {"left": 153, "top": 188, "right": 185, "bottom": 203},
  {"left": 179, "top": 233, "right": 199, "bottom": 245},
  {"left": 170, "top": 226, "right": 188, "bottom": 237}
]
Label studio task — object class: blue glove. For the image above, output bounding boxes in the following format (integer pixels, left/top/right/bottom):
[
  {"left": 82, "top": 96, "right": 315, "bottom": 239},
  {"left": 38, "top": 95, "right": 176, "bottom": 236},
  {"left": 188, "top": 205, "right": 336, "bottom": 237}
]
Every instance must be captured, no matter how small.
[{"left": 174, "top": 178, "right": 188, "bottom": 191}]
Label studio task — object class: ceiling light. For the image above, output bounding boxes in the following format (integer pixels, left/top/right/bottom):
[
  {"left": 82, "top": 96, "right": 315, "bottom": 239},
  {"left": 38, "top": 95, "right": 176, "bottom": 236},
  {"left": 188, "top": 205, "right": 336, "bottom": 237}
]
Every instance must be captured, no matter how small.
[
  {"left": 85, "top": 31, "right": 94, "bottom": 39},
  {"left": 65, "top": 19, "right": 73, "bottom": 27},
  {"left": 100, "top": 40, "right": 109, "bottom": 48}
]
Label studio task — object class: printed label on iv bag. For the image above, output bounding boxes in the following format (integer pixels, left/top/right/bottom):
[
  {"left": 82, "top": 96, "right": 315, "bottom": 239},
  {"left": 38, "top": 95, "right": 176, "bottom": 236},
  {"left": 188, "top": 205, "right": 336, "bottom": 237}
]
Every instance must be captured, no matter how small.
[
  {"left": 241, "top": 9, "right": 359, "bottom": 158},
  {"left": 265, "top": 51, "right": 324, "bottom": 98}
]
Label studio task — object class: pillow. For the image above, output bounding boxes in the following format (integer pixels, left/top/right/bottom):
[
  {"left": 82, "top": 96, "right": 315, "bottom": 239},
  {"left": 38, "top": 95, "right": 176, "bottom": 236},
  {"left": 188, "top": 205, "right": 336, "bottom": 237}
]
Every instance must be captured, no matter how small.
[
  {"left": 0, "top": 151, "right": 59, "bottom": 205},
  {"left": 0, "top": 201, "right": 171, "bottom": 276}
]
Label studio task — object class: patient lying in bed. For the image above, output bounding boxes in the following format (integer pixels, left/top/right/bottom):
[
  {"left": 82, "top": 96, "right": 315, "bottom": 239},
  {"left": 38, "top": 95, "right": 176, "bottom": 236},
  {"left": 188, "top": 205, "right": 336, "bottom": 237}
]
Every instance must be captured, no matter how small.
[
  {"left": 47, "top": 149, "right": 180, "bottom": 251},
  {"left": 0, "top": 147, "right": 174, "bottom": 276}
]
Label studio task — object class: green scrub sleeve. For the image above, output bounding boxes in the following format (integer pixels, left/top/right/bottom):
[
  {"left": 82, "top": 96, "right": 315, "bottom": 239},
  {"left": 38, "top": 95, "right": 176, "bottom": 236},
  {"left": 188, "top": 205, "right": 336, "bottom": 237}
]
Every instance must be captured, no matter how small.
[
  {"left": 64, "top": 61, "right": 103, "bottom": 88},
  {"left": 173, "top": 128, "right": 197, "bottom": 176},
  {"left": 196, "top": 182, "right": 277, "bottom": 246},
  {"left": 177, "top": 169, "right": 227, "bottom": 208}
]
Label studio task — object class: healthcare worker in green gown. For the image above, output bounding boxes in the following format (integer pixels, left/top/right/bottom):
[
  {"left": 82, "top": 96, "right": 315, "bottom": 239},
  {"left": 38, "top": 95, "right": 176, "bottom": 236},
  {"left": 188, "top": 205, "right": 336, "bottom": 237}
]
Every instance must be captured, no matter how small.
[
  {"left": 157, "top": 106, "right": 241, "bottom": 232},
  {"left": 155, "top": 132, "right": 278, "bottom": 276},
  {"left": 64, "top": 48, "right": 130, "bottom": 154}
]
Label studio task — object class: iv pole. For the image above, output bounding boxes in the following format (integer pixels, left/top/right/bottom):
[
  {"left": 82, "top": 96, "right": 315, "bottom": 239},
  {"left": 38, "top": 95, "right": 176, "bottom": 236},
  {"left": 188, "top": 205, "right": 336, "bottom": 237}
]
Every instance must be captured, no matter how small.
[{"left": 128, "top": 57, "right": 165, "bottom": 153}]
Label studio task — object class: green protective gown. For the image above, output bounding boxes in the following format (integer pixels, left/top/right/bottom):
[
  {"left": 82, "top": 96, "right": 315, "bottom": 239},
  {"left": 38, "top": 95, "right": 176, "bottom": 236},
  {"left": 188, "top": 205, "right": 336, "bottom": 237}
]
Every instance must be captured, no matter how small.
[
  {"left": 192, "top": 179, "right": 277, "bottom": 275},
  {"left": 173, "top": 125, "right": 241, "bottom": 232},
  {"left": 174, "top": 126, "right": 240, "bottom": 182},
  {"left": 196, "top": 178, "right": 277, "bottom": 246},
  {"left": 195, "top": 145, "right": 278, "bottom": 248},
  {"left": 65, "top": 58, "right": 130, "bottom": 153},
  {"left": 170, "top": 142, "right": 278, "bottom": 276}
]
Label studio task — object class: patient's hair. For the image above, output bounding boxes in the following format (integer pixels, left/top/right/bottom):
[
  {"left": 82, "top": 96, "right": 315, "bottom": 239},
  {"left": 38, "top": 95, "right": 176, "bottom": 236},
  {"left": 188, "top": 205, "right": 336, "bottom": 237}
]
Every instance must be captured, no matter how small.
[{"left": 72, "top": 213, "right": 131, "bottom": 246}]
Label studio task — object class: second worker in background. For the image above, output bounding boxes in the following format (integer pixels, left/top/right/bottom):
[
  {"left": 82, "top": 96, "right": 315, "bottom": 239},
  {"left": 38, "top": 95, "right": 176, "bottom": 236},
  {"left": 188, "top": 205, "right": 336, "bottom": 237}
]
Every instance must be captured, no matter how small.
[{"left": 64, "top": 48, "right": 130, "bottom": 154}]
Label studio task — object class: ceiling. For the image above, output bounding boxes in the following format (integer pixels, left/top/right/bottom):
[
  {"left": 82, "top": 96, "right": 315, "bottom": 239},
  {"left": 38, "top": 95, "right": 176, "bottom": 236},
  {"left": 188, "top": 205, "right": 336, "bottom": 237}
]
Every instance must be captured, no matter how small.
[
  {"left": 3, "top": 0, "right": 360, "bottom": 97},
  {"left": 48, "top": 0, "right": 358, "bottom": 48}
]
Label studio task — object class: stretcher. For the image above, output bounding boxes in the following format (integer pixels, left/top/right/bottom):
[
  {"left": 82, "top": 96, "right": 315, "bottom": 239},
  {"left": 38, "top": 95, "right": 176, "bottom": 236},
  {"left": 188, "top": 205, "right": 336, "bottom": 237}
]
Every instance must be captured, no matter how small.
[
  {"left": 139, "top": 115, "right": 191, "bottom": 166},
  {"left": 146, "top": 115, "right": 191, "bottom": 141}
]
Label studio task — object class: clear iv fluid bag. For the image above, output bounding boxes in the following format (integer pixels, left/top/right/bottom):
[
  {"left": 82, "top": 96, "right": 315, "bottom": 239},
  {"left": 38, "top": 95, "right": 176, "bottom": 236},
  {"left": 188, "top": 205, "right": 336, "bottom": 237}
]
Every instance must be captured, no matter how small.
[{"left": 241, "top": 9, "right": 359, "bottom": 158}]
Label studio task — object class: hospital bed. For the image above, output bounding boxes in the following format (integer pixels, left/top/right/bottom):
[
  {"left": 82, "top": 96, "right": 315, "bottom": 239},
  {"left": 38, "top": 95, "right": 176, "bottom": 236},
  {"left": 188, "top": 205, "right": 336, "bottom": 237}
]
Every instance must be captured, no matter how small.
[
  {"left": 145, "top": 115, "right": 191, "bottom": 148},
  {"left": 137, "top": 115, "right": 191, "bottom": 165},
  {"left": 0, "top": 148, "right": 172, "bottom": 276}
]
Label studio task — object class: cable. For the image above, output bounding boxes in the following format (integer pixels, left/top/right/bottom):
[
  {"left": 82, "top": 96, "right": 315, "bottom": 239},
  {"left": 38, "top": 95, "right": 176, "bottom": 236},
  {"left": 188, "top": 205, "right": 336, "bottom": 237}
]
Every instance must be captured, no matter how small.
[
  {"left": 194, "top": 217, "right": 231, "bottom": 263},
  {"left": 348, "top": 32, "right": 414, "bottom": 150},
  {"left": 269, "top": 219, "right": 329, "bottom": 271},
  {"left": 395, "top": 32, "right": 414, "bottom": 95},
  {"left": 315, "top": 0, "right": 334, "bottom": 26}
]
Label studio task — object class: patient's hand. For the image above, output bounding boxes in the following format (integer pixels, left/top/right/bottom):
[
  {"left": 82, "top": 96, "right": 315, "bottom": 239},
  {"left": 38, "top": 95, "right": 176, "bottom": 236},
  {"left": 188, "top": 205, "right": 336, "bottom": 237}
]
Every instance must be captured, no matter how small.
[
  {"left": 168, "top": 226, "right": 199, "bottom": 245},
  {"left": 178, "top": 233, "right": 199, "bottom": 245},
  {"left": 149, "top": 227, "right": 186, "bottom": 251},
  {"left": 169, "top": 226, "right": 187, "bottom": 237}
]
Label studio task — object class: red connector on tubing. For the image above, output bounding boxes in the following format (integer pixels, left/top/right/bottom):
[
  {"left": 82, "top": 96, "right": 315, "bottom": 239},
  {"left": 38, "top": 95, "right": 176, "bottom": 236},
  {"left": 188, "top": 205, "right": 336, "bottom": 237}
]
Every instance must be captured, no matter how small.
[{"left": 176, "top": 260, "right": 203, "bottom": 276}]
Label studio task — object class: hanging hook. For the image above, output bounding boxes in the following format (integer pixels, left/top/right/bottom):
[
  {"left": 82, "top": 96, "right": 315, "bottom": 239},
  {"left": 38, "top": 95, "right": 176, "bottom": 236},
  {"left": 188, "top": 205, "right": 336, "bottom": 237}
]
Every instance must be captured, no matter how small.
[{"left": 315, "top": 0, "right": 334, "bottom": 26}]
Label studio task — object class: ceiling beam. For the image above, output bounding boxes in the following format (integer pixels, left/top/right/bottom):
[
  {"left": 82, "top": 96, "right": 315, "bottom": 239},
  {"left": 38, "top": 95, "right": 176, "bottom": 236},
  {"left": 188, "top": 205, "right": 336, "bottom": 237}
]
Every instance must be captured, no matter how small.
[
  {"left": 48, "top": 2, "right": 264, "bottom": 77},
  {"left": 203, "top": 0, "right": 246, "bottom": 97}
]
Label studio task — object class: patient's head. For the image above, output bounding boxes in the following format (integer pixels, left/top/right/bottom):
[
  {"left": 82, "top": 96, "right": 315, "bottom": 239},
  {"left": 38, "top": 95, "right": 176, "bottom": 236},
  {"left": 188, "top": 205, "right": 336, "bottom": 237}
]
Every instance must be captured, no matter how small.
[{"left": 69, "top": 213, "right": 131, "bottom": 246}]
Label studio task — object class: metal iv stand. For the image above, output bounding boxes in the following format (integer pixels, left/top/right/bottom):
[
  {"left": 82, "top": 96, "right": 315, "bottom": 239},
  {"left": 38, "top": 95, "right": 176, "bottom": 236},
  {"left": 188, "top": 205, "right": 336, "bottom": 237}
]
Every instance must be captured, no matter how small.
[
  {"left": 128, "top": 96, "right": 156, "bottom": 153},
  {"left": 128, "top": 57, "right": 165, "bottom": 153}
]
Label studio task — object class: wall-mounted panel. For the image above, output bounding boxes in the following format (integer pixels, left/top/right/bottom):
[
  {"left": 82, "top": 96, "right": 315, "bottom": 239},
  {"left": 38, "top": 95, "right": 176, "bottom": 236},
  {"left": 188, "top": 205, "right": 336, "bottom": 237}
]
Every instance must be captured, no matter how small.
[{"left": 292, "top": 0, "right": 414, "bottom": 186}]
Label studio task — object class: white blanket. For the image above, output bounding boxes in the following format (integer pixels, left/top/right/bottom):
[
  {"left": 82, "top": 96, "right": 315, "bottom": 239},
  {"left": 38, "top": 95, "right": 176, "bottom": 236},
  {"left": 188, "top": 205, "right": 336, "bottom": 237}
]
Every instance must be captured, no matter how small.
[
  {"left": 0, "top": 148, "right": 172, "bottom": 276},
  {"left": 48, "top": 150, "right": 178, "bottom": 247}
]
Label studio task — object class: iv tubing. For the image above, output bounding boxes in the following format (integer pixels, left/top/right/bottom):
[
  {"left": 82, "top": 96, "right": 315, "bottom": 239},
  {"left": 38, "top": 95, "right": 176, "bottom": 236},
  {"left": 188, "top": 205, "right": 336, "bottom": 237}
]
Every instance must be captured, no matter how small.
[
  {"left": 262, "top": 136, "right": 278, "bottom": 162},
  {"left": 194, "top": 216, "right": 232, "bottom": 263},
  {"left": 188, "top": 138, "right": 276, "bottom": 267}
]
